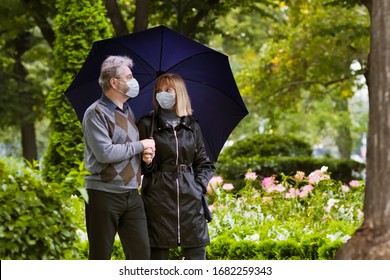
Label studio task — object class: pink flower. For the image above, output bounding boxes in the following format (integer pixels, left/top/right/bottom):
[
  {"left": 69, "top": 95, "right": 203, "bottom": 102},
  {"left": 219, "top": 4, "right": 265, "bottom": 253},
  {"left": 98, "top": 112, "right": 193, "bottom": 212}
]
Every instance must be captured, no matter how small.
[
  {"left": 349, "top": 180, "right": 361, "bottom": 187},
  {"left": 208, "top": 176, "right": 223, "bottom": 189},
  {"left": 294, "top": 171, "right": 305, "bottom": 182},
  {"left": 245, "top": 171, "right": 258, "bottom": 181},
  {"left": 285, "top": 187, "right": 299, "bottom": 198},
  {"left": 222, "top": 183, "right": 234, "bottom": 191},
  {"left": 262, "top": 197, "right": 273, "bottom": 205},
  {"left": 302, "top": 184, "right": 314, "bottom": 192},
  {"left": 263, "top": 183, "right": 285, "bottom": 194},
  {"left": 341, "top": 185, "right": 350, "bottom": 192},
  {"left": 308, "top": 170, "right": 321, "bottom": 184},
  {"left": 297, "top": 185, "right": 313, "bottom": 198},
  {"left": 299, "top": 190, "right": 309, "bottom": 198},
  {"left": 261, "top": 176, "right": 275, "bottom": 187},
  {"left": 252, "top": 192, "right": 260, "bottom": 199},
  {"left": 274, "top": 184, "right": 286, "bottom": 193},
  {"left": 308, "top": 169, "right": 330, "bottom": 184}
]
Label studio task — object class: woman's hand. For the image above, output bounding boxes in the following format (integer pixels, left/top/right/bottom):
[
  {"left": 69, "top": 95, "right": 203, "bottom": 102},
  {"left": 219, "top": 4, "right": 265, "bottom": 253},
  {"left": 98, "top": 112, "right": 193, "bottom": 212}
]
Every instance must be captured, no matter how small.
[{"left": 142, "top": 147, "right": 155, "bottom": 165}]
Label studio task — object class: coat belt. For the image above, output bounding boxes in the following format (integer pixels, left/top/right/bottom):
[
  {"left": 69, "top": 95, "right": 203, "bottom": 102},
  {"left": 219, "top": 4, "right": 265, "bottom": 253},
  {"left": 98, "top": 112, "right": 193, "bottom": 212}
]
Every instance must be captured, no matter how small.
[{"left": 157, "top": 164, "right": 193, "bottom": 174}]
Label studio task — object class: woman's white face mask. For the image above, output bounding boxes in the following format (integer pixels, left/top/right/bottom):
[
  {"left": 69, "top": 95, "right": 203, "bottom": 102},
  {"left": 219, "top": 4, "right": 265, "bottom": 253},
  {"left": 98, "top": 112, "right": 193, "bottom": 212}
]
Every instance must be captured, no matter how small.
[{"left": 156, "top": 91, "right": 176, "bottom": 109}]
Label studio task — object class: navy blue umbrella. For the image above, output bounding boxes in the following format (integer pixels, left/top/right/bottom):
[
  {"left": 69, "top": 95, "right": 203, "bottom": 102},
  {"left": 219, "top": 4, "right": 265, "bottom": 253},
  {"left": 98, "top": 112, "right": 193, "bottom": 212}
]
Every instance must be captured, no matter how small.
[{"left": 65, "top": 25, "right": 248, "bottom": 162}]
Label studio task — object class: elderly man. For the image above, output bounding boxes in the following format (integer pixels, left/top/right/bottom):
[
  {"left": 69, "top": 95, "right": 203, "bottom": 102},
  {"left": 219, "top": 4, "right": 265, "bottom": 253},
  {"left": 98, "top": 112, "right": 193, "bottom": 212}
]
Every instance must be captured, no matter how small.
[{"left": 82, "top": 55, "right": 155, "bottom": 260}]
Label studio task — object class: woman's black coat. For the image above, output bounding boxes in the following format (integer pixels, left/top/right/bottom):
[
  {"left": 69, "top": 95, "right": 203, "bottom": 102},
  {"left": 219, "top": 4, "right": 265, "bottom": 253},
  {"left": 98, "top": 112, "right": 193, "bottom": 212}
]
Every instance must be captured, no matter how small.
[{"left": 137, "top": 111, "right": 215, "bottom": 248}]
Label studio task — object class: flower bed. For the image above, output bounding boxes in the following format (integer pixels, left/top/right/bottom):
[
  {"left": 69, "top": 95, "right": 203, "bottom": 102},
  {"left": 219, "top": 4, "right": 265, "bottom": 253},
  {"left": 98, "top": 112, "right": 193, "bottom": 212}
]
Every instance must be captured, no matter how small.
[{"left": 206, "top": 166, "right": 364, "bottom": 259}]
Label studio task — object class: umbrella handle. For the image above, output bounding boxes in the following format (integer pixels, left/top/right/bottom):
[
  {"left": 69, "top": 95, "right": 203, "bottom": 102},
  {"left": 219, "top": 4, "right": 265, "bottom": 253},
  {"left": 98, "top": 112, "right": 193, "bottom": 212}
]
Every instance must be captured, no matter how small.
[{"left": 149, "top": 110, "right": 155, "bottom": 138}]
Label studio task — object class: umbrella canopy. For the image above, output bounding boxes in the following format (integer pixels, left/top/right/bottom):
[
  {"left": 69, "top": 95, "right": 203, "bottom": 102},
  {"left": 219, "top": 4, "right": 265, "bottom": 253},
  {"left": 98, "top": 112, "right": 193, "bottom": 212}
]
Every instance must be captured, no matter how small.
[{"left": 65, "top": 25, "right": 248, "bottom": 162}]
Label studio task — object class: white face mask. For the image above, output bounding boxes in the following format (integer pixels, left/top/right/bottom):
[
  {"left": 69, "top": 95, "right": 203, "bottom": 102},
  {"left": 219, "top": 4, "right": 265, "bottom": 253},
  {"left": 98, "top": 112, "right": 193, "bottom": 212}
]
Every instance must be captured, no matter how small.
[
  {"left": 156, "top": 91, "right": 176, "bottom": 109},
  {"left": 117, "top": 78, "right": 139, "bottom": 98}
]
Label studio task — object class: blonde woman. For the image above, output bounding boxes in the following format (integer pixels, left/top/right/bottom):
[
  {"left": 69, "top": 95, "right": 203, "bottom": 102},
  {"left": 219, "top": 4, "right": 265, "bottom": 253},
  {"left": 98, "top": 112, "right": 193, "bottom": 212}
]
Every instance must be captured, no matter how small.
[{"left": 137, "top": 73, "right": 215, "bottom": 260}]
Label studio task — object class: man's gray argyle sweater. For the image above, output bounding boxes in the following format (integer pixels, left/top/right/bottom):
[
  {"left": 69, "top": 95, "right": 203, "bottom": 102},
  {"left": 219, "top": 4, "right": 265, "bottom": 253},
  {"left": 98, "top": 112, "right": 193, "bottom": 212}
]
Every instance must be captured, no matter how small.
[{"left": 82, "top": 94, "right": 144, "bottom": 193}]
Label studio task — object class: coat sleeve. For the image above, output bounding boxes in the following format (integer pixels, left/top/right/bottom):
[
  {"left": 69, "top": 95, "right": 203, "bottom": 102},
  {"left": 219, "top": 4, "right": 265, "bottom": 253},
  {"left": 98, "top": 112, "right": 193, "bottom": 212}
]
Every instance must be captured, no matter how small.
[
  {"left": 192, "top": 121, "right": 216, "bottom": 193},
  {"left": 137, "top": 115, "right": 151, "bottom": 140}
]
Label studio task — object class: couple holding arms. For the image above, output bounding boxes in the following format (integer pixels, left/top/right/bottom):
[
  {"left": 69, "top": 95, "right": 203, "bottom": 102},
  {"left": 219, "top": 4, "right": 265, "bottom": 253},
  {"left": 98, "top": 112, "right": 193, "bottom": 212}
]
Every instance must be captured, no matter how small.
[{"left": 82, "top": 55, "right": 215, "bottom": 260}]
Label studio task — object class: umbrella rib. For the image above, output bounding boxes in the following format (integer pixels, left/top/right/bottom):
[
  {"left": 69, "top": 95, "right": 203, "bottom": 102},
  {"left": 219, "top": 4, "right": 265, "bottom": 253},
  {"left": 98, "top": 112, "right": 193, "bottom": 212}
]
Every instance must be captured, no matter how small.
[
  {"left": 164, "top": 52, "right": 247, "bottom": 111},
  {"left": 159, "top": 27, "right": 165, "bottom": 74},
  {"left": 166, "top": 51, "right": 227, "bottom": 71},
  {"left": 186, "top": 80, "right": 248, "bottom": 112}
]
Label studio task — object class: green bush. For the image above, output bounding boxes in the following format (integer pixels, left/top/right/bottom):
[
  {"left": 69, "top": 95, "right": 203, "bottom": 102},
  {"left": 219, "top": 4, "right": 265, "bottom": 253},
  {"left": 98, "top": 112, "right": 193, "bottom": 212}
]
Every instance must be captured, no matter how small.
[
  {"left": 207, "top": 235, "right": 235, "bottom": 260},
  {"left": 75, "top": 237, "right": 343, "bottom": 260},
  {"left": 78, "top": 240, "right": 89, "bottom": 259},
  {"left": 205, "top": 238, "right": 343, "bottom": 260},
  {"left": 300, "top": 235, "right": 327, "bottom": 260},
  {"left": 223, "top": 134, "right": 313, "bottom": 158},
  {"left": 0, "top": 158, "right": 80, "bottom": 259},
  {"left": 169, "top": 247, "right": 183, "bottom": 260},
  {"left": 275, "top": 239, "right": 303, "bottom": 260},
  {"left": 318, "top": 240, "right": 344, "bottom": 260},
  {"left": 257, "top": 239, "right": 278, "bottom": 260},
  {"left": 228, "top": 240, "right": 259, "bottom": 260},
  {"left": 78, "top": 238, "right": 131, "bottom": 260},
  {"left": 112, "top": 239, "right": 126, "bottom": 260}
]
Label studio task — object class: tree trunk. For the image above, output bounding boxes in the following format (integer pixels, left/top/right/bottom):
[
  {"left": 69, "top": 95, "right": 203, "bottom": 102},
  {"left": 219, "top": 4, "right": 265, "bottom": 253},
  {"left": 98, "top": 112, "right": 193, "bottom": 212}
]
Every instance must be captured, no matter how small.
[
  {"left": 21, "top": 122, "right": 37, "bottom": 162},
  {"left": 21, "top": 0, "right": 55, "bottom": 48},
  {"left": 334, "top": 98, "right": 352, "bottom": 159},
  {"left": 134, "top": 0, "right": 149, "bottom": 32},
  {"left": 104, "top": 0, "right": 128, "bottom": 35},
  {"left": 183, "top": 0, "right": 220, "bottom": 37},
  {"left": 334, "top": 0, "right": 390, "bottom": 259},
  {"left": 14, "top": 34, "right": 38, "bottom": 163}
]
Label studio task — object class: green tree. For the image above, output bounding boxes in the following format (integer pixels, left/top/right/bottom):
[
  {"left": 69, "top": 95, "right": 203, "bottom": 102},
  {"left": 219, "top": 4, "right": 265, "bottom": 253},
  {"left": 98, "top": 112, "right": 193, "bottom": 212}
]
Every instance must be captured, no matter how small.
[
  {"left": 0, "top": 0, "right": 55, "bottom": 161},
  {"left": 223, "top": 0, "right": 369, "bottom": 159},
  {"left": 41, "top": 0, "right": 112, "bottom": 190}
]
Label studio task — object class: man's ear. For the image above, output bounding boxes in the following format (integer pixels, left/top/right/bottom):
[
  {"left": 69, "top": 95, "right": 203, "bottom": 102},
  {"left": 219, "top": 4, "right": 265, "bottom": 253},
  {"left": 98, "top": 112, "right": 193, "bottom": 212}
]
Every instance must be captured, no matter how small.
[{"left": 110, "top": 78, "right": 118, "bottom": 89}]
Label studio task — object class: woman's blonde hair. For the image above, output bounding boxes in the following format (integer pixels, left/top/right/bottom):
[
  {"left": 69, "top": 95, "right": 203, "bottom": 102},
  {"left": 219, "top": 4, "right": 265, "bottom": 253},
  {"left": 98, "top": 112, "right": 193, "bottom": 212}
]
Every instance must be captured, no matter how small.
[{"left": 153, "top": 73, "right": 192, "bottom": 117}]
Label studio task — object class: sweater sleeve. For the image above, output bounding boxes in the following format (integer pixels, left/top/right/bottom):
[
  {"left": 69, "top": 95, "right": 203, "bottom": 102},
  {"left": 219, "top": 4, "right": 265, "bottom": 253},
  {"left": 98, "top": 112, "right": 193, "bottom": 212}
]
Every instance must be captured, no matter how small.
[{"left": 83, "top": 107, "right": 144, "bottom": 164}]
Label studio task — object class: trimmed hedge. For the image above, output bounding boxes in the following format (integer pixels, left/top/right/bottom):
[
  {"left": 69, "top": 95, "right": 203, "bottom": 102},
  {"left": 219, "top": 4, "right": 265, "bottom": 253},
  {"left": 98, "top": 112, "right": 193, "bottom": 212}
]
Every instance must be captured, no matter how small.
[
  {"left": 210, "top": 236, "right": 343, "bottom": 260},
  {"left": 223, "top": 134, "right": 313, "bottom": 158},
  {"left": 77, "top": 236, "right": 344, "bottom": 260}
]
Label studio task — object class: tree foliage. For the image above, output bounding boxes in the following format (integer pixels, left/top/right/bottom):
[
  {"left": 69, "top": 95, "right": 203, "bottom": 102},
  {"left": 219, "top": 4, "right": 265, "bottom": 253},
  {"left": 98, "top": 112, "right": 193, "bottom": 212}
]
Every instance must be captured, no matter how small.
[
  {"left": 0, "top": 0, "right": 54, "bottom": 160},
  {"left": 41, "top": 0, "right": 112, "bottom": 190},
  {"left": 225, "top": 0, "right": 369, "bottom": 159}
]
